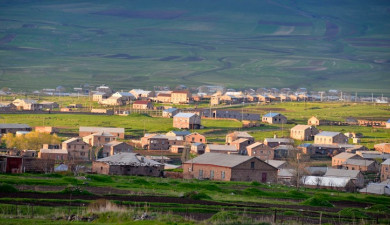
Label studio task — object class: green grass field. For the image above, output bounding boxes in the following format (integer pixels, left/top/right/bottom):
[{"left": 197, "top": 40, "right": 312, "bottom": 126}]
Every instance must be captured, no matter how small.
[{"left": 0, "top": 0, "right": 389, "bottom": 94}]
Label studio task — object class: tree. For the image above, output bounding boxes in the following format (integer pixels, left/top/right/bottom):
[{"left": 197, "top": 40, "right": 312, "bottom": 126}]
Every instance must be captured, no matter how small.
[{"left": 2, "top": 131, "right": 60, "bottom": 150}]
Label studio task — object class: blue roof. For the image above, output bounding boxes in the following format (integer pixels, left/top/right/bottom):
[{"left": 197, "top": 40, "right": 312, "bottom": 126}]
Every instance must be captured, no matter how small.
[
  {"left": 299, "top": 143, "right": 312, "bottom": 147},
  {"left": 174, "top": 112, "right": 196, "bottom": 118},
  {"left": 263, "top": 112, "right": 279, "bottom": 118},
  {"left": 170, "top": 130, "right": 191, "bottom": 136},
  {"left": 192, "top": 142, "right": 204, "bottom": 146},
  {"left": 316, "top": 131, "right": 340, "bottom": 137},
  {"left": 163, "top": 108, "right": 178, "bottom": 113},
  {"left": 387, "top": 119, "right": 390, "bottom": 123}
]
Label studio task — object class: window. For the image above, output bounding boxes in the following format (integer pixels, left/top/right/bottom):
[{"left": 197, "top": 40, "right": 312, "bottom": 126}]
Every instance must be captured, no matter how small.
[
  {"left": 221, "top": 171, "right": 225, "bottom": 179},
  {"left": 192, "top": 137, "right": 195, "bottom": 142},
  {"left": 105, "top": 138, "right": 110, "bottom": 142},
  {"left": 210, "top": 170, "right": 214, "bottom": 179},
  {"left": 199, "top": 170, "right": 203, "bottom": 178},
  {"left": 81, "top": 152, "right": 85, "bottom": 156},
  {"left": 251, "top": 162, "right": 255, "bottom": 169},
  {"left": 82, "top": 146, "right": 84, "bottom": 149},
  {"left": 200, "top": 138, "right": 203, "bottom": 142}
]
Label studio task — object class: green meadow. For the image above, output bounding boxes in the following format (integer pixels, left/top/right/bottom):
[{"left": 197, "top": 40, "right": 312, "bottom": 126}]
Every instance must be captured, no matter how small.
[{"left": 0, "top": 0, "right": 389, "bottom": 94}]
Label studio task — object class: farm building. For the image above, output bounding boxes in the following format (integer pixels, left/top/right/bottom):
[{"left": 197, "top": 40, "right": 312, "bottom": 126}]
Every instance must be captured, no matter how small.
[
  {"left": 162, "top": 108, "right": 179, "bottom": 118},
  {"left": 171, "top": 90, "right": 191, "bottom": 104},
  {"left": 62, "top": 137, "right": 90, "bottom": 162},
  {"left": 156, "top": 93, "right": 172, "bottom": 103},
  {"left": 185, "top": 132, "right": 207, "bottom": 144},
  {"left": 359, "top": 180, "right": 390, "bottom": 195},
  {"left": 205, "top": 144, "right": 238, "bottom": 154},
  {"left": 375, "top": 143, "right": 390, "bottom": 154},
  {"left": 190, "top": 143, "right": 206, "bottom": 154},
  {"left": 92, "top": 92, "right": 109, "bottom": 102},
  {"left": 264, "top": 138, "right": 294, "bottom": 148},
  {"left": 79, "top": 126, "right": 125, "bottom": 139},
  {"left": 231, "top": 138, "right": 254, "bottom": 155},
  {"left": 226, "top": 131, "right": 254, "bottom": 145},
  {"left": 133, "top": 100, "right": 153, "bottom": 110},
  {"left": 92, "top": 153, "right": 163, "bottom": 176},
  {"left": 324, "top": 168, "right": 364, "bottom": 188},
  {"left": 129, "top": 89, "right": 153, "bottom": 99},
  {"left": 341, "top": 159, "right": 379, "bottom": 173},
  {"left": 38, "top": 149, "right": 68, "bottom": 162},
  {"left": 12, "top": 99, "right": 42, "bottom": 110},
  {"left": 140, "top": 134, "right": 170, "bottom": 150},
  {"left": 301, "top": 176, "right": 356, "bottom": 192},
  {"left": 262, "top": 112, "right": 287, "bottom": 124},
  {"left": 182, "top": 153, "right": 277, "bottom": 183},
  {"left": 0, "top": 124, "right": 32, "bottom": 135},
  {"left": 381, "top": 159, "right": 390, "bottom": 182},
  {"left": 307, "top": 116, "right": 329, "bottom": 126},
  {"left": 102, "top": 141, "right": 133, "bottom": 158},
  {"left": 173, "top": 113, "right": 201, "bottom": 129},
  {"left": 82, "top": 132, "right": 116, "bottom": 147},
  {"left": 40, "top": 101, "right": 59, "bottom": 109},
  {"left": 246, "top": 142, "right": 274, "bottom": 160},
  {"left": 290, "top": 125, "right": 319, "bottom": 141},
  {"left": 332, "top": 152, "right": 362, "bottom": 167},
  {"left": 314, "top": 131, "right": 348, "bottom": 145},
  {"left": 99, "top": 96, "right": 124, "bottom": 106}
]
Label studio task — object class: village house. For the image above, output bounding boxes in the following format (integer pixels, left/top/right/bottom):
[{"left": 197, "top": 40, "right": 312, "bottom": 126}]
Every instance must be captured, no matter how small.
[
  {"left": 246, "top": 142, "right": 274, "bottom": 160},
  {"left": 300, "top": 143, "right": 366, "bottom": 157},
  {"left": 274, "top": 145, "right": 297, "bottom": 159},
  {"left": 140, "top": 134, "right": 169, "bottom": 150},
  {"left": 166, "top": 130, "right": 191, "bottom": 139},
  {"left": 99, "top": 96, "right": 124, "bottom": 106},
  {"left": 0, "top": 102, "right": 16, "bottom": 112},
  {"left": 381, "top": 159, "right": 390, "bottom": 182},
  {"left": 226, "top": 131, "right": 254, "bottom": 145},
  {"left": 302, "top": 176, "right": 356, "bottom": 192},
  {"left": 96, "top": 85, "right": 112, "bottom": 94},
  {"left": 290, "top": 125, "right": 319, "bottom": 141},
  {"left": 12, "top": 99, "right": 42, "bottom": 110},
  {"left": 314, "top": 131, "right": 348, "bottom": 145},
  {"left": 341, "top": 159, "right": 378, "bottom": 173},
  {"left": 62, "top": 137, "right": 91, "bottom": 162},
  {"left": 257, "top": 94, "right": 271, "bottom": 103},
  {"left": 324, "top": 168, "right": 365, "bottom": 188},
  {"left": 156, "top": 93, "right": 172, "bottom": 103},
  {"left": 332, "top": 152, "right": 363, "bottom": 167},
  {"left": 262, "top": 112, "right": 287, "bottom": 124},
  {"left": 170, "top": 145, "right": 185, "bottom": 153},
  {"left": 205, "top": 144, "right": 238, "bottom": 154},
  {"left": 202, "top": 109, "right": 261, "bottom": 121},
  {"left": 38, "top": 149, "right": 68, "bottom": 162},
  {"left": 185, "top": 132, "right": 207, "bottom": 144},
  {"left": 92, "top": 153, "right": 163, "bottom": 176},
  {"left": 171, "top": 90, "right": 191, "bottom": 104},
  {"left": 264, "top": 137, "right": 294, "bottom": 148},
  {"left": 162, "top": 108, "right": 179, "bottom": 118},
  {"left": 40, "top": 101, "right": 59, "bottom": 109},
  {"left": 82, "top": 131, "right": 117, "bottom": 147},
  {"left": 79, "top": 126, "right": 125, "bottom": 139},
  {"left": 102, "top": 141, "right": 133, "bottom": 158},
  {"left": 133, "top": 100, "right": 153, "bottom": 110},
  {"left": 356, "top": 150, "right": 390, "bottom": 161},
  {"left": 173, "top": 113, "right": 201, "bottom": 129},
  {"left": 182, "top": 153, "right": 277, "bottom": 183},
  {"left": 307, "top": 116, "right": 329, "bottom": 126},
  {"left": 231, "top": 138, "right": 254, "bottom": 155},
  {"left": 190, "top": 143, "right": 206, "bottom": 154},
  {"left": 0, "top": 124, "right": 32, "bottom": 135},
  {"left": 129, "top": 89, "right": 153, "bottom": 99},
  {"left": 112, "top": 92, "right": 135, "bottom": 102},
  {"left": 374, "top": 143, "right": 390, "bottom": 154},
  {"left": 92, "top": 92, "right": 109, "bottom": 102},
  {"left": 34, "top": 126, "right": 59, "bottom": 134}
]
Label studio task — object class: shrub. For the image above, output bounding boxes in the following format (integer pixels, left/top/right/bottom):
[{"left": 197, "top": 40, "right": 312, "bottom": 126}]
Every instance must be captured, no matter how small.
[
  {"left": 0, "top": 183, "right": 18, "bottom": 193},
  {"left": 301, "top": 196, "right": 333, "bottom": 207},
  {"left": 339, "top": 208, "right": 368, "bottom": 219},
  {"left": 183, "top": 191, "right": 212, "bottom": 200},
  {"left": 251, "top": 181, "right": 261, "bottom": 186}
]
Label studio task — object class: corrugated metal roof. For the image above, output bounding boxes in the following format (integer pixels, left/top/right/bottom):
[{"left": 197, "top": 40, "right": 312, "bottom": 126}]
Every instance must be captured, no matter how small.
[
  {"left": 163, "top": 108, "right": 178, "bottom": 113},
  {"left": 207, "top": 144, "right": 237, "bottom": 151},
  {"left": 167, "top": 130, "right": 191, "bottom": 136},
  {"left": 345, "top": 159, "right": 375, "bottom": 166},
  {"left": 79, "top": 126, "right": 124, "bottom": 133},
  {"left": 265, "top": 160, "right": 286, "bottom": 168},
  {"left": 333, "top": 152, "right": 357, "bottom": 160},
  {"left": 184, "top": 153, "right": 253, "bottom": 168},
  {"left": 324, "top": 168, "right": 360, "bottom": 179},
  {"left": 103, "top": 141, "right": 125, "bottom": 147},
  {"left": 382, "top": 159, "right": 390, "bottom": 165},
  {"left": 278, "top": 169, "right": 295, "bottom": 177},
  {"left": 263, "top": 112, "right": 280, "bottom": 118},
  {"left": 97, "top": 153, "right": 161, "bottom": 166},
  {"left": 174, "top": 112, "right": 196, "bottom": 118},
  {"left": 264, "top": 138, "right": 294, "bottom": 143},
  {"left": 316, "top": 131, "right": 341, "bottom": 137},
  {"left": 247, "top": 142, "right": 263, "bottom": 149},
  {"left": 0, "top": 123, "right": 31, "bottom": 129},
  {"left": 231, "top": 138, "right": 249, "bottom": 144},
  {"left": 302, "top": 176, "right": 351, "bottom": 187},
  {"left": 228, "top": 131, "right": 253, "bottom": 138}
]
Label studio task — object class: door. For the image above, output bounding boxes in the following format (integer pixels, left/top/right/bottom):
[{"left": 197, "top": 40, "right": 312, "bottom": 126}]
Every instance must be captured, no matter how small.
[{"left": 262, "top": 173, "right": 267, "bottom": 182}]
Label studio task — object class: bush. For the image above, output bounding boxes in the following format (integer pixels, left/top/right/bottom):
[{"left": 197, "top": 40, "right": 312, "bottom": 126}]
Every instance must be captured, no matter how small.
[
  {"left": 0, "top": 183, "right": 18, "bottom": 193},
  {"left": 86, "top": 174, "right": 113, "bottom": 183},
  {"left": 251, "top": 181, "right": 261, "bottom": 186},
  {"left": 339, "top": 208, "right": 368, "bottom": 219},
  {"left": 183, "top": 191, "right": 211, "bottom": 200},
  {"left": 302, "top": 196, "right": 333, "bottom": 207}
]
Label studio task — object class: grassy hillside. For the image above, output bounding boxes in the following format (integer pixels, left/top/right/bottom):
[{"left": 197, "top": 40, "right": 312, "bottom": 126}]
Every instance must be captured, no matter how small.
[{"left": 0, "top": 0, "right": 389, "bottom": 94}]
